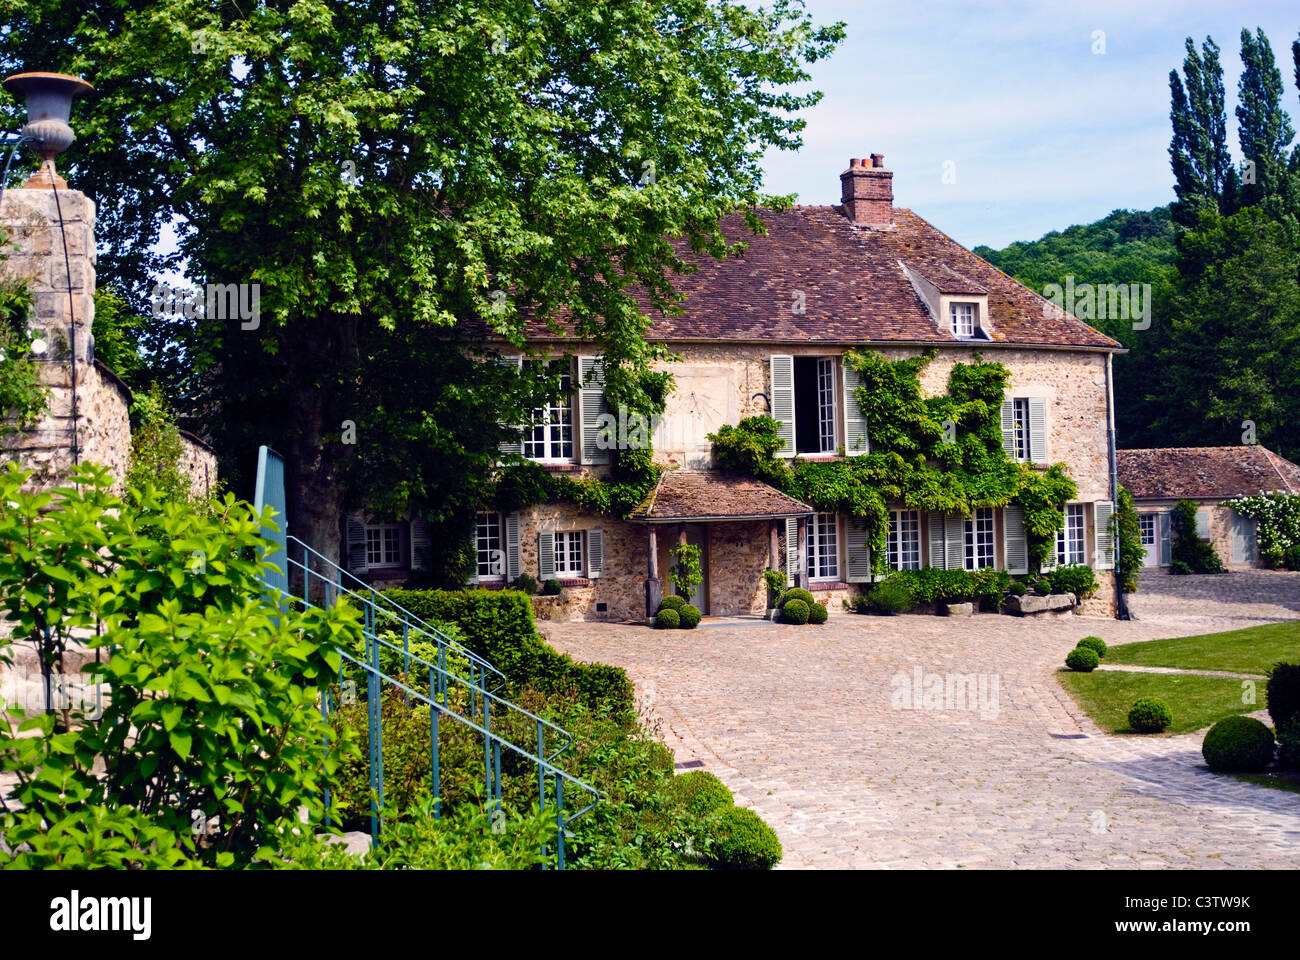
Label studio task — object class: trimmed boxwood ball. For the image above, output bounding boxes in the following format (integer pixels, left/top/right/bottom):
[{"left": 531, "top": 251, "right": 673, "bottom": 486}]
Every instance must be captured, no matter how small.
[
  {"left": 1277, "top": 715, "right": 1300, "bottom": 770},
  {"left": 1202, "top": 715, "right": 1275, "bottom": 772},
  {"left": 779, "top": 588, "right": 815, "bottom": 609},
  {"left": 1128, "top": 696, "right": 1173, "bottom": 733},
  {"left": 808, "top": 602, "right": 828, "bottom": 625},
  {"left": 678, "top": 604, "right": 702, "bottom": 629},
  {"left": 1065, "top": 647, "right": 1100, "bottom": 672},
  {"left": 670, "top": 770, "right": 733, "bottom": 816},
  {"left": 706, "top": 807, "right": 783, "bottom": 869},
  {"left": 1266, "top": 662, "right": 1300, "bottom": 728},
  {"left": 658, "top": 594, "right": 688, "bottom": 613},
  {"left": 781, "top": 598, "right": 810, "bottom": 624},
  {"left": 655, "top": 608, "right": 680, "bottom": 629},
  {"left": 1076, "top": 635, "right": 1107, "bottom": 658}
]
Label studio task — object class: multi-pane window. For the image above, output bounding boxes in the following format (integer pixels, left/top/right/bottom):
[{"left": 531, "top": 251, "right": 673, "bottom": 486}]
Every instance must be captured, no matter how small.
[
  {"left": 1056, "top": 503, "right": 1086, "bottom": 565},
  {"left": 1139, "top": 513, "right": 1156, "bottom": 547},
  {"left": 817, "top": 358, "right": 836, "bottom": 452},
  {"left": 1012, "top": 398, "right": 1031, "bottom": 461},
  {"left": 887, "top": 509, "right": 921, "bottom": 571},
  {"left": 807, "top": 513, "right": 839, "bottom": 580},
  {"left": 950, "top": 302, "right": 976, "bottom": 337},
  {"left": 964, "top": 507, "right": 995, "bottom": 570},
  {"left": 366, "top": 525, "right": 403, "bottom": 567},
  {"left": 475, "top": 511, "right": 504, "bottom": 580},
  {"left": 523, "top": 361, "right": 574, "bottom": 461},
  {"left": 554, "top": 531, "right": 585, "bottom": 576}
]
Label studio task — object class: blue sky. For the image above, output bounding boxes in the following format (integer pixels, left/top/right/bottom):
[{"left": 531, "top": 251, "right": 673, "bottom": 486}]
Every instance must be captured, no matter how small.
[{"left": 759, "top": 0, "right": 1300, "bottom": 248}]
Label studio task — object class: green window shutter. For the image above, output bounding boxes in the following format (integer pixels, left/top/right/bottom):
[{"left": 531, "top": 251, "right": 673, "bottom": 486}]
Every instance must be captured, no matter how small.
[
  {"left": 587, "top": 529, "right": 604, "bottom": 578},
  {"left": 1003, "top": 505, "right": 1028, "bottom": 575},
  {"left": 770, "top": 355, "right": 795, "bottom": 458},
  {"left": 927, "top": 511, "right": 947, "bottom": 569},
  {"left": 1094, "top": 500, "right": 1115, "bottom": 570},
  {"left": 785, "top": 516, "right": 799, "bottom": 585},
  {"left": 845, "top": 517, "right": 872, "bottom": 582},
  {"left": 1000, "top": 400, "right": 1015, "bottom": 457},
  {"left": 410, "top": 519, "right": 432, "bottom": 571},
  {"left": 537, "top": 530, "right": 555, "bottom": 580},
  {"left": 505, "top": 512, "right": 521, "bottom": 581},
  {"left": 496, "top": 355, "right": 524, "bottom": 457},
  {"left": 578, "top": 357, "right": 609, "bottom": 466},
  {"left": 1028, "top": 398, "right": 1047, "bottom": 463},
  {"left": 945, "top": 515, "right": 965, "bottom": 571},
  {"left": 841, "top": 358, "right": 869, "bottom": 456},
  {"left": 345, "top": 514, "right": 369, "bottom": 575}
]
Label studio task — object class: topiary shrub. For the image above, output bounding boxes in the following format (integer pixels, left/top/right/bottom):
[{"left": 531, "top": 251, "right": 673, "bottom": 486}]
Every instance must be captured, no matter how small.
[
  {"left": 807, "top": 602, "right": 828, "bottom": 625},
  {"left": 678, "top": 604, "right": 702, "bottom": 629},
  {"left": 1276, "top": 715, "right": 1300, "bottom": 770},
  {"left": 1266, "top": 662, "right": 1300, "bottom": 728},
  {"left": 1076, "top": 636, "right": 1107, "bottom": 659},
  {"left": 670, "top": 771, "right": 733, "bottom": 816},
  {"left": 867, "top": 578, "right": 912, "bottom": 615},
  {"left": 705, "top": 807, "right": 783, "bottom": 870},
  {"left": 1041, "top": 564, "right": 1098, "bottom": 601},
  {"left": 1007, "top": 579, "right": 1027, "bottom": 597},
  {"left": 542, "top": 578, "right": 563, "bottom": 595},
  {"left": 655, "top": 608, "right": 680, "bottom": 629},
  {"left": 781, "top": 598, "right": 810, "bottom": 625},
  {"left": 1065, "top": 647, "right": 1099, "bottom": 672},
  {"left": 1128, "top": 696, "right": 1173, "bottom": 733},
  {"left": 779, "top": 588, "right": 814, "bottom": 610},
  {"left": 658, "top": 594, "right": 689, "bottom": 613},
  {"left": 510, "top": 573, "right": 539, "bottom": 594},
  {"left": 1284, "top": 544, "right": 1300, "bottom": 572},
  {"left": 1202, "top": 715, "right": 1275, "bottom": 772}
]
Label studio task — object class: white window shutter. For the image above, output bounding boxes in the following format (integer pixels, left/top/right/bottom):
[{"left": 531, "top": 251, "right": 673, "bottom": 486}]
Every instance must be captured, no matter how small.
[
  {"left": 1041, "top": 518, "right": 1059, "bottom": 571},
  {"left": 927, "top": 511, "right": 946, "bottom": 569},
  {"left": 785, "top": 517, "right": 799, "bottom": 585},
  {"left": 1003, "top": 505, "right": 1028, "bottom": 574},
  {"left": 1195, "top": 507, "right": 1210, "bottom": 539},
  {"left": 578, "top": 357, "right": 609, "bottom": 466},
  {"left": 1000, "top": 400, "right": 1015, "bottom": 458},
  {"left": 845, "top": 517, "right": 872, "bottom": 582},
  {"left": 538, "top": 531, "right": 555, "bottom": 580},
  {"left": 345, "top": 514, "right": 369, "bottom": 575},
  {"left": 1028, "top": 398, "right": 1047, "bottom": 463},
  {"left": 1093, "top": 500, "right": 1115, "bottom": 570},
  {"left": 945, "top": 515, "right": 965, "bottom": 572},
  {"left": 496, "top": 355, "right": 524, "bottom": 457},
  {"left": 1159, "top": 512, "right": 1172, "bottom": 566},
  {"left": 770, "top": 355, "right": 796, "bottom": 458},
  {"left": 505, "top": 512, "right": 522, "bottom": 581},
  {"left": 841, "top": 358, "right": 869, "bottom": 456},
  {"left": 587, "top": 529, "right": 603, "bottom": 578},
  {"left": 410, "top": 519, "right": 433, "bottom": 571}
]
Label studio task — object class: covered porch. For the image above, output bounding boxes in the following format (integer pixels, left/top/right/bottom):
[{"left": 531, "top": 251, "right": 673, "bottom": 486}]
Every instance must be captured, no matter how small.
[{"left": 628, "top": 471, "right": 814, "bottom": 619}]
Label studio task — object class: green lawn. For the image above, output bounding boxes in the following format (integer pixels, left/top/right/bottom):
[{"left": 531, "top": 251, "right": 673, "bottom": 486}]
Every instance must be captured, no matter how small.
[
  {"left": 1105, "top": 621, "right": 1300, "bottom": 676},
  {"left": 1229, "top": 771, "right": 1300, "bottom": 795},
  {"left": 1056, "top": 670, "right": 1265, "bottom": 735}
]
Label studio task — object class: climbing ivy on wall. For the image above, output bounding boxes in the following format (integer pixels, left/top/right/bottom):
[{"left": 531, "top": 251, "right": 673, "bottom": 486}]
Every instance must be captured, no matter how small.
[
  {"left": 709, "top": 349, "right": 1077, "bottom": 574},
  {"left": 493, "top": 447, "right": 661, "bottom": 518},
  {"left": 0, "top": 270, "right": 46, "bottom": 436}
]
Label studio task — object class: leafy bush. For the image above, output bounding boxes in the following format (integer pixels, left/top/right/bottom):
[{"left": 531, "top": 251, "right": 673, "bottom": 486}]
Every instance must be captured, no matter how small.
[
  {"left": 510, "top": 573, "right": 539, "bottom": 594},
  {"left": 1076, "top": 636, "right": 1107, "bottom": 658},
  {"left": 807, "top": 602, "right": 828, "bottom": 625},
  {"left": 762, "top": 568, "right": 786, "bottom": 605},
  {"left": 1065, "top": 647, "right": 1100, "bottom": 672},
  {"left": 1169, "top": 499, "right": 1223, "bottom": 574},
  {"left": 669, "top": 542, "right": 703, "bottom": 605},
  {"left": 1266, "top": 662, "right": 1300, "bottom": 728},
  {"left": 1128, "top": 697, "right": 1172, "bottom": 733},
  {"left": 1114, "top": 485, "right": 1144, "bottom": 594},
  {"left": 1285, "top": 545, "right": 1300, "bottom": 571},
  {"left": 669, "top": 771, "right": 733, "bottom": 817},
  {"left": 1041, "top": 564, "right": 1098, "bottom": 601},
  {"left": 1006, "top": 579, "right": 1027, "bottom": 597},
  {"left": 706, "top": 807, "right": 783, "bottom": 870},
  {"left": 885, "top": 568, "right": 1009, "bottom": 608},
  {"left": 866, "top": 578, "right": 913, "bottom": 615},
  {"left": 542, "top": 578, "right": 563, "bottom": 595},
  {"left": 678, "top": 604, "right": 702, "bottom": 629},
  {"left": 779, "top": 587, "right": 815, "bottom": 609},
  {"left": 1275, "top": 715, "right": 1300, "bottom": 770},
  {"left": 655, "top": 608, "right": 681, "bottom": 629},
  {"left": 781, "top": 598, "right": 810, "bottom": 624},
  {"left": 658, "top": 594, "right": 689, "bottom": 613},
  {"left": 1202, "top": 715, "right": 1275, "bottom": 772}
]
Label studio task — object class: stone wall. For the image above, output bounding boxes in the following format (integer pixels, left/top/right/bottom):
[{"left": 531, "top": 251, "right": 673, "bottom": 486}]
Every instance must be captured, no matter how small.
[{"left": 179, "top": 431, "right": 220, "bottom": 499}]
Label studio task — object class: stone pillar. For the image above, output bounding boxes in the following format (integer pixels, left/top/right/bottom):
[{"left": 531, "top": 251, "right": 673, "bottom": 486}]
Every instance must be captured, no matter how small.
[
  {"left": 769, "top": 519, "right": 780, "bottom": 570},
  {"left": 645, "top": 526, "right": 662, "bottom": 621},
  {"left": 795, "top": 515, "right": 809, "bottom": 589}
]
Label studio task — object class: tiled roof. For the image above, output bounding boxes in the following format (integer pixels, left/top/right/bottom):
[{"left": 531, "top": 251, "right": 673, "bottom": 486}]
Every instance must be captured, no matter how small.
[
  {"left": 468, "top": 206, "right": 1119, "bottom": 349},
  {"left": 629, "top": 470, "right": 813, "bottom": 522},
  {"left": 1117, "top": 446, "right": 1300, "bottom": 501}
]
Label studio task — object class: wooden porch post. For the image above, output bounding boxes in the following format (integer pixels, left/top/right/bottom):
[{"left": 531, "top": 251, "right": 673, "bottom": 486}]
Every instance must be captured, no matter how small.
[
  {"left": 645, "top": 526, "right": 661, "bottom": 621},
  {"left": 796, "top": 515, "right": 809, "bottom": 589}
]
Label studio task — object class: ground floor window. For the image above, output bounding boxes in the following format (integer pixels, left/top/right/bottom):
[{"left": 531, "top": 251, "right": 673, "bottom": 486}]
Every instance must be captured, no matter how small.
[
  {"left": 1139, "top": 513, "right": 1156, "bottom": 548},
  {"left": 964, "top": 507, "right": 995, "bottom": 570},
  {"left": 807, "top": 512, "right": 839, "bottom": 580},
  {"left": 887, "top": 509, "right": 921, "bottom": 570},
  {"left": 554, "top": 530, "right": 585, "bottom": 576},
  {"left": 1056, "top": 503, "right": 1085, "bottom": 565},
  {"left": 475, "top": 511, "right": 504, "bottom": 579},
  {"left": 366, "top": 524, "right": 404, "bottom": 568}
]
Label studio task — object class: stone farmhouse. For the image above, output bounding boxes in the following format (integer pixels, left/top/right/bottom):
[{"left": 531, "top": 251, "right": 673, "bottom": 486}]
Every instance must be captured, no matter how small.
[
  {"left": 1118, "top": 445, "right": 1300, "bottom": 570},
  {"left": 349, "top": 155, "right": 1125, "bottom": 621}
]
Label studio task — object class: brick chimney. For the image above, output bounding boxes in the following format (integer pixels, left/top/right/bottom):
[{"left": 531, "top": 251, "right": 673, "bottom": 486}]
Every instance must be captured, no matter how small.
[{"left": 840, "top": 154, "right": 893, "bottom": 227}]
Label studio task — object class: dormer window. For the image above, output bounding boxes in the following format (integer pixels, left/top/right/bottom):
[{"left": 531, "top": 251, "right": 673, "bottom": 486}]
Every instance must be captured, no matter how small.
[{"left": 950, "top": 302, "right": 978, "bottom": 338}]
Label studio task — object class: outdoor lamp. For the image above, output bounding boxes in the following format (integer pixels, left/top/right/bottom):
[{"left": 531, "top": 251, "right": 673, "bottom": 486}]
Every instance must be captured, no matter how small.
[{"left": 2, "top": 71, "right": 93, "bottom": 190}]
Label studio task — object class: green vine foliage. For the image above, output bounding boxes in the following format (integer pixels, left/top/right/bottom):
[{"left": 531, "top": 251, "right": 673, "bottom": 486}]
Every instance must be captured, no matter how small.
[
  {"left": 494, "top": 447, "right": 661, "bottom": 518},
  {"left": 709, "top": 350, "right": 1077, "bottom": 573},
  {"left": 668, "top": 542, "right": 703, "bottom": 604},
  {"left": 0, "top": 271, "right": 47, "bottom": 436},
  {"left": 1223, "top": 492, "right": 1300, "bottom": 566},
  {"left": 1114, "top": 485, "right": 1145, "bottom": 593}
]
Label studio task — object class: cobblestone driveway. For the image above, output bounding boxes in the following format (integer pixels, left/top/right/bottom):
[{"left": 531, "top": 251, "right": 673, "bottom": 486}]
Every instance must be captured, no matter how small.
[{"left": 541, "top": 570, "right": 1300, "bottom": 869}]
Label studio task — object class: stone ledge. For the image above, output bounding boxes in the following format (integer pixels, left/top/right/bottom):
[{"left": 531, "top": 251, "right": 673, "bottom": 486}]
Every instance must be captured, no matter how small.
[{"left": 1004, "top": 593, "right": 1076, "bottom": 616}]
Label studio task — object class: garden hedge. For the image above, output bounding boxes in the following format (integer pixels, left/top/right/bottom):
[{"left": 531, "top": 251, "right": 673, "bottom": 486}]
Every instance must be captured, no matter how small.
[
  {"left": 706, "top": 807, "right": 783, "bottom": 870},
  {"left": 1266, "top": 662, "right": 1300, "bottom": 728}
]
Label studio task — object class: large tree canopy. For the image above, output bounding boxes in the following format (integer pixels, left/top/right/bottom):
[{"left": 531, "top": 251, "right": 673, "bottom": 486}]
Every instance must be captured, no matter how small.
[{"left": 0, "top": 0, "right": 843, "bottom": 565}]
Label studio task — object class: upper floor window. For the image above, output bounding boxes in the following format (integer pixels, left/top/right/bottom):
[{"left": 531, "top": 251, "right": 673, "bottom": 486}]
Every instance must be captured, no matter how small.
[
  {"left": 887, "top": 509, "right": 921, "bottom": 571},
  {"left": 366, "top": 524, "right": 404, "bottom": 568},
  {"left": 524, "top": 360, "right": 574, "bottom": 461},
  {"left": 1056, "top": 503, "right": 1086, "bottom": 566},
  {"left": 475, "top": 511, "right": 504, "bottom": 580},
  {"left": 964, "top": 507, "right": 995, "bottom": 570},
  {"left": 950, "top": 302, "right": 977, "bottom": 338},
  {"left": 807, "top": 513, "right": 839, "bottom": 580},
  {"left": 1012, "top": 398, "right": 1031, "bottom": 461},
  {"left": 792, "top": 357, "right": 837, "bottom": 454}
]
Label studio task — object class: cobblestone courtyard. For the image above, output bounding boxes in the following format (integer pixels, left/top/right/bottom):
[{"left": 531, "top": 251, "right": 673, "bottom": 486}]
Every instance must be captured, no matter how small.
[{"left": 541, "top": 570, "right": 1300, "bottom": 869}]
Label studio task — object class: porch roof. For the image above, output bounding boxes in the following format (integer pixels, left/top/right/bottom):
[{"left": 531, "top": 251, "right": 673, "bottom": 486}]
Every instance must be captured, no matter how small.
[{"left": 629, "top": 470, "right": 814, "bottom": 523}]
